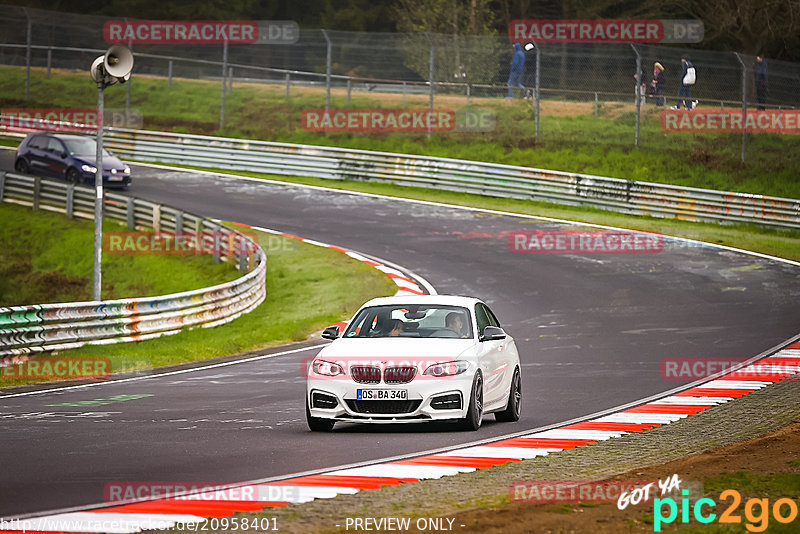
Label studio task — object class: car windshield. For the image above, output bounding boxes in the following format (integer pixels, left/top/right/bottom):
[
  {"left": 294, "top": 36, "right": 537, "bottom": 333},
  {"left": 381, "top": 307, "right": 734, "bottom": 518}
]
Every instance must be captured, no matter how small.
[
  {"left": 62, "top": 137, "right": 111, "bottom": 157},
  {"left": 344, "top": 304, "right": 473, "bottom": 339}
]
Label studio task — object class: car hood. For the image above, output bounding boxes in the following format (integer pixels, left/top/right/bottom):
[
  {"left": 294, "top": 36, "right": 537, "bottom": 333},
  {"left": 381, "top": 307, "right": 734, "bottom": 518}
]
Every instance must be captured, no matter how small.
[
  {"left": 74, "top": 154, "right": 126, "bottom": 170},
  {"left": 317, "top": 337, "right": 477, "bottom": 361}
]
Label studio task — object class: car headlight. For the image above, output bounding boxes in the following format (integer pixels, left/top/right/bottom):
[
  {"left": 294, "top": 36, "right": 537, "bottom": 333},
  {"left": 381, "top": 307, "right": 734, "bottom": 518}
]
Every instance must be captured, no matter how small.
[
  {"left": 81, "top": 164, "right": 97, "bottom": 174},
  {"left": 123, "top": 166, "right": 131, "bottom": 174},
  {"left": 311, "top": 359, "right": 345, "bottom": 377},
  {"left": 423, "top": 361, "right": 468, "bottom": 377}
]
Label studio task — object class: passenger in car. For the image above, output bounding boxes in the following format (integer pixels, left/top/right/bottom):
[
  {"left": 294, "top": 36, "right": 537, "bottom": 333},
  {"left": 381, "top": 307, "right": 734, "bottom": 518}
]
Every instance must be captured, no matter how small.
[{"left": 446, "top": 312, "right": 469, "bottom": 338}]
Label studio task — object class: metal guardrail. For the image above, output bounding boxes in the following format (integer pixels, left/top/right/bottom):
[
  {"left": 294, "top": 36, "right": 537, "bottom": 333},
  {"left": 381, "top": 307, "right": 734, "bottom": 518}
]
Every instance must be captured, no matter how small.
[
  {"left": 0, "top": 171, "right": 267, "bottom": 359},
  {"left": 103, "top": 128, "right": 800, "bottom": 229}
]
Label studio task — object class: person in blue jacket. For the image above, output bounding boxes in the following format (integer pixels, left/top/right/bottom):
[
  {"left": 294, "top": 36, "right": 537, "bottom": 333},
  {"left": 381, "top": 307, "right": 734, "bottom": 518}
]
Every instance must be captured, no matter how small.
[
  {"left": 506, "top": 43, "right": 525, "bottom": 99},
  {"left": 671, "top": 55, "right": 695, "bottom": 110}
]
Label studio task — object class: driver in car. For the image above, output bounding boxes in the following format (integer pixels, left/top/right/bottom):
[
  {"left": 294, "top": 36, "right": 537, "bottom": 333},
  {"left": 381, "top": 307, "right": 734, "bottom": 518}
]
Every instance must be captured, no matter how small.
[{"left": 445, "top": 312, "right": 469, "bottom": 338}]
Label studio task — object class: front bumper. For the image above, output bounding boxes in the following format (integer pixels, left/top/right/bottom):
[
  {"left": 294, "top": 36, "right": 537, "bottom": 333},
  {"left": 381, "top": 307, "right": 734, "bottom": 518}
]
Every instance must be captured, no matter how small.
[{"left": 307, "top": 374, "right": 474, "bottom": 424}]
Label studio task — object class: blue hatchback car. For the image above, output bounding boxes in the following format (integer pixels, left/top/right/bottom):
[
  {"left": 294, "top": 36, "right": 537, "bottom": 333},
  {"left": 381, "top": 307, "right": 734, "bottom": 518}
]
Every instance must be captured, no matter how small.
[{"left": 14, "top": 132, "right": 131, "bottom": 188}]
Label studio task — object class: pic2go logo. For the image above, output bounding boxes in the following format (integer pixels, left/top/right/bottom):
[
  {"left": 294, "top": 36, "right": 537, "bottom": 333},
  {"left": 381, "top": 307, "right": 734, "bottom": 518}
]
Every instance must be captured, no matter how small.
[{"left": 653, "top": 489, "right": 799, "bottom": 532}]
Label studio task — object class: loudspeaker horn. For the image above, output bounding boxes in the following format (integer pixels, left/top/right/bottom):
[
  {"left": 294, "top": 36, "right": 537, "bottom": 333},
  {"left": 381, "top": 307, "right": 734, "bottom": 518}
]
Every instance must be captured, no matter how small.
[
  {"left": 104, "top": 45, "right": 134, "bottom": 79},
  {"left": 90, "top": 55, "right": 105, "bottom": 83}
]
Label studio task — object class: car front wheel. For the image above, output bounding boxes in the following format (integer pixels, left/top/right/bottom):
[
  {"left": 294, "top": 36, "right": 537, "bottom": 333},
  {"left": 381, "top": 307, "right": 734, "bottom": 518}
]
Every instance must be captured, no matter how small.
[
  {"left": 460, "top": 372, "right": 483, "bottom": 431},
  {"left": 14, "top": 158, "right": 30, "bottom": 174},
  {"left": 495, "top": 367, "right": 521, "bottom": 422},
  {"left": 65, "top": 167, "right": 81, "bottom": 184},
  {"left": 306, "top": 402, "right": 335, "bottom": 432}
]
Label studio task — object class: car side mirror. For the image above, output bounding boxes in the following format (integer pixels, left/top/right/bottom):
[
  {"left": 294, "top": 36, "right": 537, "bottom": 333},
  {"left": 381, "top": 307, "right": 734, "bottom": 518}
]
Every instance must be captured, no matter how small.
[
  {"left": 61, "top": 152, "right": 67, "bottom": 158},
  {"left": 321, "top": 325, "right": 340, "bottom": 340},
  {"left": 480, "top": 326, "right": 506, "bottom": 341}
]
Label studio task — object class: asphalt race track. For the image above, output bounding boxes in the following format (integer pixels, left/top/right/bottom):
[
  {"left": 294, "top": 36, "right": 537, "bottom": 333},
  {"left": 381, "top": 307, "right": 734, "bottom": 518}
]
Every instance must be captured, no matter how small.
[{"left": 1, "top": 152, "right": 798, "bottom": 517}]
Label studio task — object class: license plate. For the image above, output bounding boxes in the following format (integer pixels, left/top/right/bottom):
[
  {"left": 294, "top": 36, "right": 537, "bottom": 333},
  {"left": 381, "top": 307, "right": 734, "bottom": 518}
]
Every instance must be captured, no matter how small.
[
  {"left": 357, "top": 389, "right": 407, "bottom": 400},
  {"left": 107, "top": 175, "right": 123, "bottom": 181}
]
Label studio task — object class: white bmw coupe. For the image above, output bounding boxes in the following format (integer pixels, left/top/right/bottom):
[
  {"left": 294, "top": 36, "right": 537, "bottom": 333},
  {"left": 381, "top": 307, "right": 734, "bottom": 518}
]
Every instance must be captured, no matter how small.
[{"left": 306, "top": 295, "right": 521, "bottom": 431}]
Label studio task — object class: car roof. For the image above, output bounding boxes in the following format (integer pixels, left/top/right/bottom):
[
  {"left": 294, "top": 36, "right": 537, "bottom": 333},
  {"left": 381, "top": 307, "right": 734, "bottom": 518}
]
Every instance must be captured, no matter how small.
[
  {"left": 27, "top": 133, "right": 91, "bottom": 140},
  {"left": 359, "top": 294, "right": 483, "bottom": 308}
]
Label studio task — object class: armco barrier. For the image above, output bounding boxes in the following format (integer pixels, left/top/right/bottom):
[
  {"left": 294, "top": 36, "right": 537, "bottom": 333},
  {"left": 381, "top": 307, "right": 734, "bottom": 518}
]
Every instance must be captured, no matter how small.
[
  {"left": 101, "top": 128, "right": 800, "bottom": 229},
  {"left": 0, "top": 171, "right": 266, "bottom": 359}
]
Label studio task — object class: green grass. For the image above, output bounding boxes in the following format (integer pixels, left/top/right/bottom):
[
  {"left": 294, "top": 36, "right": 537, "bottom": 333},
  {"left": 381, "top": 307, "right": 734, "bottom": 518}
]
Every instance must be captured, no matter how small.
[
  {"left": 167, "top": 164, "right": 800, "bottom": 262},
  {"left": 1, "top": 225, "right": 397, "bottom": 387},
  {"left": 0, "top": 202, "right": 237, "bottom": 305},
  {"left": 3, "top": 65, "right": 800, "bottom": 199}
]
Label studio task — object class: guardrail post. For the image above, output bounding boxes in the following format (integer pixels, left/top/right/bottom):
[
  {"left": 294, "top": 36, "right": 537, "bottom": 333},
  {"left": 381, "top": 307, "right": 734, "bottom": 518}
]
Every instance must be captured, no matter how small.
[
  {"left": 47, "top": 48, "right": 52, "bottom": 78},
  {"left": 32, "top": 176, "right": 40, "bottom": 211},
  {"left": 66, "top": 184, "right": 74, "bottom": 217},
  {"left": 153, "top": 204, "right": 161, "bottom": 232},
  {"left": 212, "top": 232, "right": 220, "bottom": 264},
  {"left": 168, "top": 60, "right": 173, "bottom": 87},
  {"left": 0, "top": 171, "right": 5, "bottom": 202},
  {"left": 126, "top": 197, "right": 135, "bottom": 229},
  {"left": 248, "top": 252, "right": 254, "bottom": 272},
  {"left": 175, "top": 210, "right": 184, "bottom": 232},
  {"left": 238, "top": 235, "right": 247, "bottom": 272}
]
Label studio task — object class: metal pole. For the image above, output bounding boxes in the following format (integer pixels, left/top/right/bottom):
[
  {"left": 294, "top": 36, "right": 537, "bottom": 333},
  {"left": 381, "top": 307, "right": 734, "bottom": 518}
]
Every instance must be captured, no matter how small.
[
  {"left": 735, "top": 53, "right": 747, "bottom": 162},
  {"left": 466, "top": 83, "right": 470, "bottom": 106},
  {"left": 631, "top": 44, "right": 641, "bottom": 147},
  {"left": 594, "top": 92, "right": 598, "bottom": 117},
  {"left": 46, "top": 48, "right": 51, "bottom": 78},
  {"left": 24, "top": 8, "right": 31, "bottom": 101},
  {"left": 402, "top": 82, "right": 407, "bottom": 108},
  {"left": 228, "top": 67, "right": 233, "bottom": 94},
  {"left": 346, "top": 78, "right": 351, "bottom": 107},
  {"left": 535, "top": 45, "right": 540, "bottom": 141},
  {"left": 322, "top": 30, "right": 331, "bottom": 111},
  {"left": 93, "top": 81, "right": 105, "bottom": 301},
  {"left": 168, "top": 60, "right": 173, "bottom": 87},
  {"left": 220, "top": 40, "right": 228, "bottom": 129},
  {"left": 285, "top": 72, "right": 290, "bottom": 98},
  {"left": 126, "top": 72, "right": 131, "bottom": 115}
]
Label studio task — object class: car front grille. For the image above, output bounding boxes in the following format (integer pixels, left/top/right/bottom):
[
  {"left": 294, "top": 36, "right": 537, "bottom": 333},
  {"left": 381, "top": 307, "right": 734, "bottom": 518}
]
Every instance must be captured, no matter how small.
[
  {"left": 350, "top": 365, "right": 381, "bottom": 384},
  {"left": 383, "top": 366, "right": 417, "bottom": 384},
  {"left": 345, "top": 399, "right": 422, "bottom": 414}
]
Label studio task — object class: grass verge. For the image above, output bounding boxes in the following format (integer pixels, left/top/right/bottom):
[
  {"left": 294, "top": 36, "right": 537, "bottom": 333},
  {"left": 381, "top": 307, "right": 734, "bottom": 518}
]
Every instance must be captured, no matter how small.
[
  {"left": 2, "top": 65, "right": 800, "bottom": 199},
  {"left": 1, "top": 225, "right": 397, "bottom": 388},
  {"left": 0, "top": 202, "right": 237, "bottom": 305}
]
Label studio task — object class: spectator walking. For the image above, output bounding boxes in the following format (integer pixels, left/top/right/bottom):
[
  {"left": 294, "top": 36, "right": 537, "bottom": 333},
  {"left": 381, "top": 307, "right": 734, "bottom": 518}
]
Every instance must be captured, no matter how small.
[
  {"left": 756, "top": 55, "right": 768, "bottom": 110},
  {"left": 671, "top": 56, "right": 695, "bottom": 110},
  {"left": 651, "top": 62, "right": 666, "bottom": 107},
  {"left": 506, "top": 43, "right": 525, "bottom": 99}
]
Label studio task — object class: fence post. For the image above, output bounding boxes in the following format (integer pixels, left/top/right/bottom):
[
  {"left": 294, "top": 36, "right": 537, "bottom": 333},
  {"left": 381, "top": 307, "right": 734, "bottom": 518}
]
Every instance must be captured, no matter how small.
[
  {"left": 535, "top": 44, "right": 540, "bottom": 141},
  {"left": 346, "top": 78, "right": 352, "bottom": 107},
  {"left": 426, "top": 33, "right": 434, "bottom": 140},
  {"left": 126, "top": 197, "right": 135, "bottom": 229},
  {"left": 46, "top": 48, "right": 52, "bottom": 78},
  {"left": 466, "top": 83, "right": 470, "bottom": 106},
  {"left": 594, "top": 92, "right": 598, "bottom": 117},
  {"left": 0, "top": 171, "right": 5, "bottom": 202},
  {"left": 228, "top": 67, "right": 233, "bottom": 94},
  {"left": 322, "top": 29, "right": 331, "bottom": 111},
  {"left": 168, "top": 60, "right": 173, "bottom": 87},
  {"left": 220, "top": 40, "right": 228, "bottom": 129},
  {"left": 23, "top": 8, "right": 31, "bottom": 101},
  {"left": 285, "top": 72, "right": 290, "bottom": 98},
  {"left": 734, "top": 53, "right": 747, "bottom": 162},
  {"left": 631, "top": 44, "right": 641, "bottom": 147},
  {"left": 66, "top": 183, "right": 74, "bottom": 217},
  {"left": 32, "top": 176, "right": 40, "bottom": 211},
  {"left": 402, "top": 82, "right": 407, "bottom": 108}
]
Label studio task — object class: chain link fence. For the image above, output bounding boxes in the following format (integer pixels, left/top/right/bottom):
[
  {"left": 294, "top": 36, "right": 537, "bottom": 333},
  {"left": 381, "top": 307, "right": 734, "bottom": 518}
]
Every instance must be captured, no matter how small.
[{"left": 2, "top": 4, "right": 799, "bottom": 156}]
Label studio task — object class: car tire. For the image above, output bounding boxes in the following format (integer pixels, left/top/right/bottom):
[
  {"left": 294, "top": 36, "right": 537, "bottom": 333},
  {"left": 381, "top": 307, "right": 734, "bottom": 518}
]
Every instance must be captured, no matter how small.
[
  {"left": 459, "top": 371, "right": 483, "bottom": 431},
  {"left": 495, "top": 367, "right": 521, "bottom": 422},
  {"left": 14, "top": 158, "right": 30, "bottom": 174},
  {"left": 65, "top": 167, "right": 81, "bottom": 185},
  {"left": 306, "top": 402, "right": 335, "bottom": 432}
]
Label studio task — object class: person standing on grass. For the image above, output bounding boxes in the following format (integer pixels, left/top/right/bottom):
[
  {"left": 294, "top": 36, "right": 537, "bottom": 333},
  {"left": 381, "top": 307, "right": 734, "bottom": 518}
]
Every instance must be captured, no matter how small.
[
  {"left": 651, "top": 62, "right": 666, "bottom": 107},
  {"left": 756, "top": 55, "right": 768, "bottom": 110},
  {"left": 506, "top": 43, "right": 525, "bottom": 99},
  {"left": 671, "top": 55, "right": 695, "bottom": 110}
]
